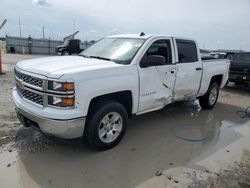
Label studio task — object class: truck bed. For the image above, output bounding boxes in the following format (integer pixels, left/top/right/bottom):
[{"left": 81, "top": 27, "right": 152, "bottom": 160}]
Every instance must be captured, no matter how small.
[{"left": 198, "top": 58, "right": 230, "bottom": 96}]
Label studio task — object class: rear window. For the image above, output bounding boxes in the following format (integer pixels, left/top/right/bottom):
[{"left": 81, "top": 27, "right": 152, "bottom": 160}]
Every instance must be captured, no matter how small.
[
  {"left": 233, "top": 53, "right": 250, "bottom": 62},
  {"left": 176, "top": 40, "right": 198, "bottom": 63}
]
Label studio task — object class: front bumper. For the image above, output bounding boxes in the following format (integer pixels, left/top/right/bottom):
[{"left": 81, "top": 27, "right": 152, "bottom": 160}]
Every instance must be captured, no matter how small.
[
  {"left": 229, "top": 73, "right": 250, "bottom": 83},
  {"left": 13, "top": 90, "right": 86, "bottom": 139}
]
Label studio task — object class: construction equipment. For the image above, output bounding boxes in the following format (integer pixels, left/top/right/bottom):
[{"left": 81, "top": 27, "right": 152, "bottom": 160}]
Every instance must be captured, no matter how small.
[
  {"left": 56, "top": 31, "right": 84, "bottom": 55},
  {"left": 63, "top": 31, "right": 79, "bottom": 41},
  {"left": 0, "top": 19, "right": 7, "bottom": 30}
]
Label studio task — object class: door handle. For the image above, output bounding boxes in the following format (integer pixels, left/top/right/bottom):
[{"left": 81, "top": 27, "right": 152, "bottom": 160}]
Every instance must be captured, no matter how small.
[
  {"left": 170, "top": 68, "right": 176, "bottom": 74},
  {"left": 196, "top": 67, "right": 202, "bottom": 71},
  {"left": 166, "top": 69, "right": 176, "bottom": 74}
]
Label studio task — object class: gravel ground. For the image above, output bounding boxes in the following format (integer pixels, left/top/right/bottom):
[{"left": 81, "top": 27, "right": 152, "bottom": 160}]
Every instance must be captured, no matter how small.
[{"left": 0, "top": 54, "right": 53, "bottom": 153}]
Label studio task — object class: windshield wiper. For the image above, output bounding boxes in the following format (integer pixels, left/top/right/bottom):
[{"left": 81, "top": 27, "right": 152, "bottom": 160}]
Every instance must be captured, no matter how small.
[
  {"left": 89, "top": 56, "right": 111, "bottom": 61},
  {"left": 78, "top": 54, "right": 90, "bottom": 58}
]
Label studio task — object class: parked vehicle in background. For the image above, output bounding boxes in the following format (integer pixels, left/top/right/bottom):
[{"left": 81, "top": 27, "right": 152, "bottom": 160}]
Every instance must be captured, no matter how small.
[
  {"left": 229, "top": 52, "right": 250, "bottom": 85},
  {"left": 13, "top": 33, "right": 230, "bottom": 150},
  {"left": 55, "top": 39, "right": 84, "bottom": 55},
  {"left": 225, "top": 52, "right": 236, "bottom": 61},
  {"left": 210, "top": 52, "right": 227, "bottom": 59},
  {"left": 210, "top": 50, "right": 242, "bottom": 61}
]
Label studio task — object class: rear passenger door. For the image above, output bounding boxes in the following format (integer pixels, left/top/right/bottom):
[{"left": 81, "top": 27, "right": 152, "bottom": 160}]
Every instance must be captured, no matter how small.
[{"left": 174, "top": 39, "right": 202, "bottom": 100}]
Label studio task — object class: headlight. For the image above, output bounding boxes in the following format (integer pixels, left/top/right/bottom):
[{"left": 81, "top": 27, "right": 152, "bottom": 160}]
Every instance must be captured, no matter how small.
[
  {"left": 48, "top": 96, "right": 75, "bottom": 107},
  {"left": 48, "top": 81, "right": 74, "bottom": 92}
]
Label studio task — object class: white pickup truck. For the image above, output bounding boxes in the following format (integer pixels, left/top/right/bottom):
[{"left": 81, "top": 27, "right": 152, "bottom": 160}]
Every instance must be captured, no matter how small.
[{"left": 13, "top": 33, "right": 230, "bottom": 150}]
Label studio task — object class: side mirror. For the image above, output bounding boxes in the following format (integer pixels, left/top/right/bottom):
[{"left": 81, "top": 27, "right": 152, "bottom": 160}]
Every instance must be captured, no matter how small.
[{"left": 140, "top": 55, "right": 166, "bottom": 68}]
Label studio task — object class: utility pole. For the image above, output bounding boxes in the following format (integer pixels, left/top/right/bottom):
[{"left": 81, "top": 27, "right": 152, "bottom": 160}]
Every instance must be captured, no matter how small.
[
  {"left": 49, "top": 28, "right": 51, "bottom": 39},
  {"left": 73, "top": 19, "right": 75, "bottom": 31},
  {"left": 42, "top": 26, "right": 45, "bottom": 39},
  {"left": 18, "top": 16, "right": 22, "bottom": 37}
]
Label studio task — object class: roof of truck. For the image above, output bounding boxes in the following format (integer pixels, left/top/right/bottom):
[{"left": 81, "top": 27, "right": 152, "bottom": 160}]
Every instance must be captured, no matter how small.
[
  {"left": 107, "top": 33, "right": 153, "bottom": 39},
  {"left": 107, "top": 33, "right": 196, "bottom": 42}
]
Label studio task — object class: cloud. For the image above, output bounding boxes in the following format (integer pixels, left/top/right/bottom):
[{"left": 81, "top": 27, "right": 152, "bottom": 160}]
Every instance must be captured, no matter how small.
[{"left": 32, "top": 0, "right": 49, "bottom": 7}]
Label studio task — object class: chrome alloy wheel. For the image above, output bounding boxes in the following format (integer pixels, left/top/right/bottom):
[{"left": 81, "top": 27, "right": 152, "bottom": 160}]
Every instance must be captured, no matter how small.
[
  {"left": 98, "top": 112, "right": 123, "bottom": 143},
  {"left": 208, "top": 87, "right": 218, "bottom": 106}
]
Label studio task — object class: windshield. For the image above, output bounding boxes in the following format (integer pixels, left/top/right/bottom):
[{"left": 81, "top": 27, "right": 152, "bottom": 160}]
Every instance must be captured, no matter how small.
[
  {"left": 233, "top": 53, "right": 250, "bottom": 62},
  {"left": 80, "top": 38, "right": 145, "bottom": 64}
]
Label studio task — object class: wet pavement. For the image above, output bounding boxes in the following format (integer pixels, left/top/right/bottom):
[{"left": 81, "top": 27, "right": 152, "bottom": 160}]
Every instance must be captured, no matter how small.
[{"left": 0, "top": 54, "right": 250, "bottom": 188}]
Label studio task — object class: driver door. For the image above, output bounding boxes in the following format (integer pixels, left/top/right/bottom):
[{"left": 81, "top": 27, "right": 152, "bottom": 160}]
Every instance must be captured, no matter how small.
[{"left": 137, "top": 38, "right": 177, "bottom": 113}]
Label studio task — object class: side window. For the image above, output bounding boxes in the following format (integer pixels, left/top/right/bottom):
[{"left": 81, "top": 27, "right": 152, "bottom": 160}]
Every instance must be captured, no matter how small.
[
  {"left": 176, "top": 40, "right": 198, "bottom": 63},
  {"left": 146, "top": 40, "right": 172, "bottom": 64}
]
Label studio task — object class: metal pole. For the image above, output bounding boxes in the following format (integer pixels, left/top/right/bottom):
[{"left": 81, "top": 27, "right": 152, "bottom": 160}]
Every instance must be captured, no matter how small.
[
  {"left": 73, "top": 19, "right": 75, "bottom": 31},
  {"left": 42, "top": 26, "right": 45, "bottom": 39},
  {"left": 19, "top": 16, "right": 22, "bottom": 37},
  {"left": 0, "top": 48, "right": 3, "bottom": 74}
]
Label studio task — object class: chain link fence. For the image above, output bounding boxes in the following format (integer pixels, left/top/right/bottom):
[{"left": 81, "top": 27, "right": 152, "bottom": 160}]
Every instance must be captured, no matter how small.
[{"left": 5, "top": 36, "right": 93, "bottom": 55}]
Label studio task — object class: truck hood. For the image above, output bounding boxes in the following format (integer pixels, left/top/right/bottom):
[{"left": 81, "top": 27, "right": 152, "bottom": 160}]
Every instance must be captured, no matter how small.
[{"left": 16, "top": 56, "right": 121, "bottom": 78}]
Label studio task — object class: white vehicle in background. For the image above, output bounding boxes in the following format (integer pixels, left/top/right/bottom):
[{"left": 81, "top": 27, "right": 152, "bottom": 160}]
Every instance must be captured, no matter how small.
[{"left": 13, "top": 33, "right": 230, "bottom": 150}]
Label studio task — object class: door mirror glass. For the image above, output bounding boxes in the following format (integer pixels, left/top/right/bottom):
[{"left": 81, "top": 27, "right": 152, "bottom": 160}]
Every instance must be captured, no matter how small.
[{"left": 140, "top": 55, "right": 166, "bottom": 68}]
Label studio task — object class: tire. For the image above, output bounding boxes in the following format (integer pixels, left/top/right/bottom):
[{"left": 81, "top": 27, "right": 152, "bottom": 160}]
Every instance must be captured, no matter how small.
[
  {"left": 199, "top": 82, "right": 219, "bottom": 110},
  {"left": 84, "top": 101, "right": 128, "bottom": 150}
]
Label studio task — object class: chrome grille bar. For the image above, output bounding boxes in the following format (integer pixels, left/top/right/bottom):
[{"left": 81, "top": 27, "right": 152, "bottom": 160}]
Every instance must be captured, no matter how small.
[{"left": 14, "top": 68, "right": 43, "bottom": 89}]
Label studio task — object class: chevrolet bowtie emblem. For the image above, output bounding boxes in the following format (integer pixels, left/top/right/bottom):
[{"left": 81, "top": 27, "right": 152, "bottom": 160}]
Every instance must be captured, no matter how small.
[{"left": 16, "top": 81, "right": 24, "bottom": 89}]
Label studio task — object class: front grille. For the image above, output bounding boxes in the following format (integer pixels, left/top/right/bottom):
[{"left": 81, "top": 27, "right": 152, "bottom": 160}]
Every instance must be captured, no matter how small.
[
  {"left": 17, "top": 87, "right": 43, "bottom": 106},
  {"left": 15, "top": 69, "right": 43, "bottom": 88}
]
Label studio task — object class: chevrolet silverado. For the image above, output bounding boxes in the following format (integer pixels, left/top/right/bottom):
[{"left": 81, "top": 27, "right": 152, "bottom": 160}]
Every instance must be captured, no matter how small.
[{"left": 13, "top": 33, "right": 230, "bottom": 150}]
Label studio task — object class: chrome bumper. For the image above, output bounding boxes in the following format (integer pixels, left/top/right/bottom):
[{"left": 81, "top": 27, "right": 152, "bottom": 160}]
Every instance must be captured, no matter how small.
[{"left": 15, "top": 104, "right": 86, "bottom": 139}]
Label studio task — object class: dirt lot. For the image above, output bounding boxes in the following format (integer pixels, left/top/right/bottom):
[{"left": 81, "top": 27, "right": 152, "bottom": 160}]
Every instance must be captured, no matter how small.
[{"left": 0, "top": 54, "right": 250, "bottom": 188}]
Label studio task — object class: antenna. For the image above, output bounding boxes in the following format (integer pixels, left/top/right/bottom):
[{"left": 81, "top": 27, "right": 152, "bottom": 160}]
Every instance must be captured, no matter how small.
[{"left": 140, "top": 32, "right": 145, "bottom": 36}]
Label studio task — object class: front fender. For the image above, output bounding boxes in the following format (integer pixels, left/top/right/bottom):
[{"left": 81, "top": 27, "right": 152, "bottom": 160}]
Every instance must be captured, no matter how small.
[{"left": 75, "top": 74, "right": 139, "bottom": 116}]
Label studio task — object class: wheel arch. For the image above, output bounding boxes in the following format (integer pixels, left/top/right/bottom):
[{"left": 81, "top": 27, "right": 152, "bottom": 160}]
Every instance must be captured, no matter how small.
[
  {"left": 87, "top": 90, "right": 133, "bottom": 119},
  {"left": 209, "top": 74, "right": 223, "bottom": 87}
]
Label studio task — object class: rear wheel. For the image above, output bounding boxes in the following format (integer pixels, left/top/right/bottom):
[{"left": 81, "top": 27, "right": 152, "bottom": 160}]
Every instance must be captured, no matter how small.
[
  {"left": 84, "top": 101, "right": 128, "bottom": 150},
  {"left": 199, "top": 83, "right": 219, "bottom": 110}
]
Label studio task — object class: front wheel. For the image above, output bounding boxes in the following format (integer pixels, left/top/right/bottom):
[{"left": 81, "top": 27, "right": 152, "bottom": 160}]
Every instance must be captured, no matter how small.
[
  {"left": 84, "top": 101, "right": 128, "bottom": 150},
  {"left": 199, "top": 83, "right": 219, "bottom": 110}
]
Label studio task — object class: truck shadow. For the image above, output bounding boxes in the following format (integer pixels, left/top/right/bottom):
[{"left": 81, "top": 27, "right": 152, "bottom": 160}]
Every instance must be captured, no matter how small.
[{"left": 16, "top": 101, "right": 249, "bottom": 188}]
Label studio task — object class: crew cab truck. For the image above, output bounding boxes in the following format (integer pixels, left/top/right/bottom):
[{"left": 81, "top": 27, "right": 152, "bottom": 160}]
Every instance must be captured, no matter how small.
[
  {"left": 229, "top": 52, "right": 250, "bottom": 85},
  {"left": 13, "top": 34, "right": 230, "bottom": 150}
]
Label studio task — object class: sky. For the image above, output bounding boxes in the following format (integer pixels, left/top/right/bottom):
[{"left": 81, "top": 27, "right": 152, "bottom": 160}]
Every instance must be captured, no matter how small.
[{"left": 0, "top": 0, "right": 250, "bottom": 50}]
